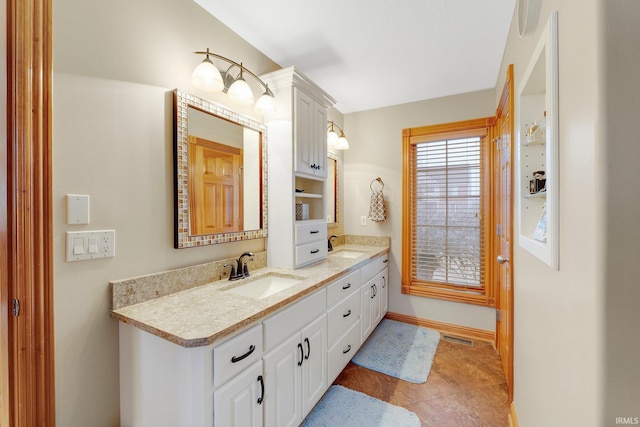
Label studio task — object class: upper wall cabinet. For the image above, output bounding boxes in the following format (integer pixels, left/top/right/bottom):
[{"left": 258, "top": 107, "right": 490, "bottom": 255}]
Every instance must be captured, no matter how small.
[
  {"left": 261, "top": 67, "right": 336, "bottom": 269},
  {"left": 517, "top": 12, "right": 559, "bottom": 269}
]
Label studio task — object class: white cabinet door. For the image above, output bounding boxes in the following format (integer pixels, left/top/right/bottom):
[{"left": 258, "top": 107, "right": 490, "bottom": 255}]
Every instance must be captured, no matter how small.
[
  {"left": 294, "top": 89, "right": 327, "bottom": 178},
  {"left": 360, "top": 279, "right": 373, "bottom": 341},
  {"left": 380, "top": 268, "right": 389, "bottom": 317},
  {"left": 263, "top": 334, "right": 302, "bottom": 427},
  {"left": 263, "top": 313, "right": 328, "bottom": 426},
  {"left": 213, "top": 360, "right": 263, "bottom": 427},
  {"left": 301, "top": 314, "right": 327, "bottom": 416}
]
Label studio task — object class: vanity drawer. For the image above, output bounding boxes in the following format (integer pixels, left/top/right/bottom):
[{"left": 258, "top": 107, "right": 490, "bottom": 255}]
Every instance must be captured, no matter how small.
[
  {"left": 263, "top": 289, "right": 326, "bottom": 352},
  {"left": 295, "top": 221, "right": 327, "bottom": 245},
  {"left": 326, "top": 270, "right": 360, "bottom": 307},
  {"left": 327, "top": 290, "right": 361, "bottom": 346},
  {"left": 360, "top": 253, "right": 389, "bottom": 283},
  {"left": 213, "top": 324, "right": 263, "bottom": 389},
  {"left": 328, "top": 320, "right": 361, "bottom": 384},
  {"left": 295, "top": 241, "right": 328, "bottom": 267}
]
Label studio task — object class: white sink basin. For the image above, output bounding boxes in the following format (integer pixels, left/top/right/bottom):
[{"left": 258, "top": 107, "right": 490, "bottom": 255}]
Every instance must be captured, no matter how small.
[
  {"left": 223, "top": 273, "right": 304, "bottom": 299},
  {"left": 330, "top": 249, "right": 366, "bottom": 259}
]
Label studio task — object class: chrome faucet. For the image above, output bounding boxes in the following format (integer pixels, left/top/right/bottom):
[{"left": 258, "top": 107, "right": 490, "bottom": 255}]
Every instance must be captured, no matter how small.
[{"left": 328, "top": 235, "right": 338, "bottom": 252}]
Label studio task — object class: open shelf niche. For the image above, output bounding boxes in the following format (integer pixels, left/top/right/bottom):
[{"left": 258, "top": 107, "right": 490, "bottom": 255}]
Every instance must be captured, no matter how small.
[{"left": 517, "top": 11, "right": 559, "bottom": 269}]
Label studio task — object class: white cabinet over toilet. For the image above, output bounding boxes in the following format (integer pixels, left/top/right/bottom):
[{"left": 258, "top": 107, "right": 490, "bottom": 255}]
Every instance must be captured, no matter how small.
[{"left": 261, "top": 67, "right": 336, "bottom": 269}]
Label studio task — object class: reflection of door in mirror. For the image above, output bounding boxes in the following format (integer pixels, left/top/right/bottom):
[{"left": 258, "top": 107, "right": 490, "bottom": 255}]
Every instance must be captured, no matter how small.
[{"left": 189, "top": 136, "right": 243, "bottom": 234}]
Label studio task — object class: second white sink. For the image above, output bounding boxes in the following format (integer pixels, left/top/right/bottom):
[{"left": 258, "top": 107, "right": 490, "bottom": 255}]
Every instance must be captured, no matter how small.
[
  {"left": 223, "top": 273, "right": 305, "bottom": 299},
  {"left": 329, "top": 249, "right": 366, "bottom": 259}
]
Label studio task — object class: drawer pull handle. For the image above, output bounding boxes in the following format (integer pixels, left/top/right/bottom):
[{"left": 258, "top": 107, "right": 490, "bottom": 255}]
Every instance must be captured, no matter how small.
[
  {"left": 371, "top": 283, "right": 377, "bottom": 298},
  {"left": 383, "top": 259, "right": 388, "bottom": 263},
  {"left": 297, "top": 343, "right": 304, "bottom": 366},
  {"left": 257, "top": 375, "right": 265, "bottom": 405},
  {"left": 304, "top": 337, "right": 310, "bottom": 360},
  {"left": 231, "top": 344, "right": 256, "bottom": 363},
  {"left": 343, "top": 344, "right": 352, "bottom": 354},
  {"left": 310, "top": 249, "right": 320, "bottom": 254},
  {"left": 342, "top": 283, "right": 351, "bottom": 290},
  {"left": 382, "top": 276, "right": 386, "bottom": 288},
  {"left": 343, "top": 309, "right": 352, "bottom": 318},
  {"left": 310, "top": 230, "right": 320, "bottom": 234}
]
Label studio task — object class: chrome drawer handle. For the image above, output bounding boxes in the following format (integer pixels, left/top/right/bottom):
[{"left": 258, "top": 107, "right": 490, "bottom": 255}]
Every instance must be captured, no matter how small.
[{"left": 231, "top": 344, "right": 255, "bottom": 363}]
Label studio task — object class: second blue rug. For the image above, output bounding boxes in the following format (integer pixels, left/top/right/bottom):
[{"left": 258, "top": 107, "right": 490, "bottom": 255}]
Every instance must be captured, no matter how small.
[
  {"left": 300, "top": 385, "right": 420, "bottom": 427},
  {"left": 352, "top": 318, "right": 440, "bottom": 383}
]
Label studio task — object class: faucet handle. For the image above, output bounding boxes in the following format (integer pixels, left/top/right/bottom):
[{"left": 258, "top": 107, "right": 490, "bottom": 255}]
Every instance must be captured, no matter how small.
[
  {"left": 224, "top": 263, "right": 238, "bottom": 281},
  {"left": 242, "top": 258, "right": 254, "bottom": 277}
]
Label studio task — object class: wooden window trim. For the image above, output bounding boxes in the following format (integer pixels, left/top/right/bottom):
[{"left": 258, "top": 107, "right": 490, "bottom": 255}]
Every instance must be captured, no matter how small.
[{"left": 402, "top": 117, "right": 498, "bottom": 307}]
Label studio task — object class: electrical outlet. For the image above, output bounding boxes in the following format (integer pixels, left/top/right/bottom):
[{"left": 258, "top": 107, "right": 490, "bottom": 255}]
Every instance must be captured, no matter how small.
[
  {"left": 360, "top": 216, "right": 367, "bottom": 226},
  {"left": 66, "top": 230, "right": 115, "bottom": 262}
]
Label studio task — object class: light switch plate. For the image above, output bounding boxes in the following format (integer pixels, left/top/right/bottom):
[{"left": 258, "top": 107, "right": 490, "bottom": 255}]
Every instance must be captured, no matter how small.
[
  {"left": 66, "top": 194, "right": 90, "bottom": 224},
  {"left": 66, "top": 230, "right": 115, "bottom": 262}
]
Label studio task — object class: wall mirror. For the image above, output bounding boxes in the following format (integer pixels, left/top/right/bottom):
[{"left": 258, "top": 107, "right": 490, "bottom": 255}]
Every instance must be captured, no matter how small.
[
  {"left": 326, "top": 152, "right": 340, "bottom": 229},
  {"left": 174, "top": 89, "right": 268, "bottom": 248}
]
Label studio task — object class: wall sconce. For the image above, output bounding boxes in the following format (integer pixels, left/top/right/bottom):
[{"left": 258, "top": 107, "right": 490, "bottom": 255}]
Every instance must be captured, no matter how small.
[
  {"left": 191, "top": 48, "right": 276, "bottom": 115},
  {"left": 327, "top": 121, "right": 349, "bottom": 150}
]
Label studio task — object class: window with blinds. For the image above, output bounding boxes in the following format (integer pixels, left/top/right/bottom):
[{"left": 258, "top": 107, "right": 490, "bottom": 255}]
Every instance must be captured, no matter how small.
[
  {"left": 411, "top": 136, "right": 483, "bottom": 288},
  {"left": 402, "top": 118, "right": 495, "bottom": 306}
]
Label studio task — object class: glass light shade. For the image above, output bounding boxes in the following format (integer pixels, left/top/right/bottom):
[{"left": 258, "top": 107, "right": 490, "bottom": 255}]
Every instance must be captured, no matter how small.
[
  {"left": 191, "top": 59, "right": 224, "bottom": 92},
  {"left": 227, "top": 77, "right": 254, "bottom": 105},
  {"left": 335, "top": 134, "right": 350, "bottom": 150},
  {"left": 254, "top": 93, "right": 277, "bottom": 114},
  {"left": 327, "top": 129, "right": 339, "bottom": 147}
]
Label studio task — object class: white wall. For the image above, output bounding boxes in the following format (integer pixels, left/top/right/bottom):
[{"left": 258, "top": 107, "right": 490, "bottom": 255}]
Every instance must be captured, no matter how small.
[
  {"left": 53, "top": 0, "right": 279, "bottom": 425},
  {"left": 494, "top": 0, "right": 639, "bottom": 425},
  {"left": 599, "top": 1, "right": 640, "bottom": 424},
  {"left": 343, "top": 90, "right": 497, "bottom": 332}
]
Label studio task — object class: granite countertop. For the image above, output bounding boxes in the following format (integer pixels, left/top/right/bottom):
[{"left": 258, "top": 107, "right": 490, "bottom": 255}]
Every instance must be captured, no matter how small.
[{"left": 111, "top": 244, "right": 389, "bottom": 348}]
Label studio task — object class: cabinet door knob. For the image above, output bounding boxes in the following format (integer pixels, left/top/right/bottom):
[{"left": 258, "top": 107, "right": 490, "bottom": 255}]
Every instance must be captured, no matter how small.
[{"left": 497, "top": 255, "right": 509, "bottom": 264}]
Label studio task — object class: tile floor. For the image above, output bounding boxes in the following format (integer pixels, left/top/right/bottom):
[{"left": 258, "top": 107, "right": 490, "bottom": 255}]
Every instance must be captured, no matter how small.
[{"left": 333, "top": 335, "right": 510, "bottom": 426}]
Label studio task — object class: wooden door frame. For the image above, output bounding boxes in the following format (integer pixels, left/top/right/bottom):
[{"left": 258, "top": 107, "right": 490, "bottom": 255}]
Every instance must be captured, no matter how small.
[
  {"left": 495, "top": 64, "right": 515, "bottom": 401},
  {"left": 2, "top": 0, "right": 55, "bottom": 425}
]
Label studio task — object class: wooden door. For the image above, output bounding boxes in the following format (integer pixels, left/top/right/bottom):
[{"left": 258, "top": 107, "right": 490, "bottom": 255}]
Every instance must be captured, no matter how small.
[
  {"left": 189, "top": 136, "right": 243, "bottom": 235},
  {"left": 496, "top": 65, "right": 514, "bottom": 400}
]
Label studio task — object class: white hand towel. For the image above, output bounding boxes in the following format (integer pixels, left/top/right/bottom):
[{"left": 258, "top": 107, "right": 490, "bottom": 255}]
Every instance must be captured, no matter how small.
[{"left": 368, "top": 189, "right": 386, "bottom": 222}]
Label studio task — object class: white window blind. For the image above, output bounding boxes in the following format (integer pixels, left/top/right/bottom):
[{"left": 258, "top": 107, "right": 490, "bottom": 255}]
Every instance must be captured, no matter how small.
[{"left": 410, "top": 136, "right": 484, "bottom": 289}]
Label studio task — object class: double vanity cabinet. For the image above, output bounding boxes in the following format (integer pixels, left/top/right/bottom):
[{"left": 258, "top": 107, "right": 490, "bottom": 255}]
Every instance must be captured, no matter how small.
[{"left": 114, "top": 247, "right": 389, "bottom": 427}]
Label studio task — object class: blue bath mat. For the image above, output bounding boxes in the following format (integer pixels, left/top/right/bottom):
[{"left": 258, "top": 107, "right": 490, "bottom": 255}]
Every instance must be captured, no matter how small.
[
  {"left": 352, "top": 319, "right": 440, "bottom": 383},
  {"left": 300, "top": 385, "right": 420, "bottom": 427}
]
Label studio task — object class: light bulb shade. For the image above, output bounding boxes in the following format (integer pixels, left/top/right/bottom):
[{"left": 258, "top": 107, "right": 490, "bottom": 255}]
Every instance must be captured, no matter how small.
[
  {"left": 227, "top": 77, "right": 254, "bottom": 105},
  {"left": 327, "top": 130, "right": 339, "bottom": 146},
  {"left": 191, "top": 59, "right": 224, "bottom": 92},
  {"left": 254, "top": 93, "right": 277, "bottom": 114},
  {"left": 335, "top": 135, "right": 350, "bottom": 150}
]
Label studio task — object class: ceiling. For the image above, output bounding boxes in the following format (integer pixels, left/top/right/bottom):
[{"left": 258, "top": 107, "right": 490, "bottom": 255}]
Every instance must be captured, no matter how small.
[{"left": 195, "top": 0, "right": 516, "bottom": 114}]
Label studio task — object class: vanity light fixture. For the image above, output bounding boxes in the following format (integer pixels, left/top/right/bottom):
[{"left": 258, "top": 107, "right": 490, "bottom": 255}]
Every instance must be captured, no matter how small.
[
  {"left": 327, "top": 121, "right": 349, "bottom": 150},
  {"left": 191, "top": 48, "right": 276, "bottom": 114}
]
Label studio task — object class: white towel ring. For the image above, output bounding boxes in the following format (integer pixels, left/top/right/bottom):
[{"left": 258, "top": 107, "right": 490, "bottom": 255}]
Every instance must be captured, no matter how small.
[{"left": 370, "top": 177, "right": 384, "bottom": 192}]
